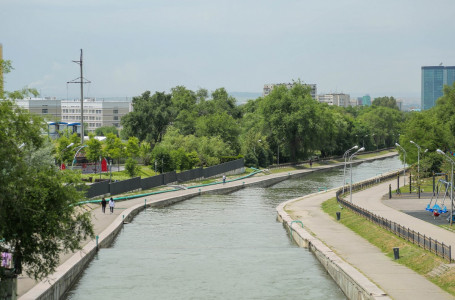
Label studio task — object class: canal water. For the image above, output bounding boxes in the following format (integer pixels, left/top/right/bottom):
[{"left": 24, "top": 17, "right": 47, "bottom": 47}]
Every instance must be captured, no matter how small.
[{"left": 65, "top": 156, "right": 401, "bottom": 300}]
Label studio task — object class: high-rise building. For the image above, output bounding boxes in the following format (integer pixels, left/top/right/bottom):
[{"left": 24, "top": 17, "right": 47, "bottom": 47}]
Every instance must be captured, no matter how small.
[
  {"left": 263, "top": 82, "right": 317, "bottom": 98},
  {"left": 362, "top": 95, "right": 371, "bottom": 106},
  {"left": 421, "top": 65, "right": 455, "bottom": 110}
]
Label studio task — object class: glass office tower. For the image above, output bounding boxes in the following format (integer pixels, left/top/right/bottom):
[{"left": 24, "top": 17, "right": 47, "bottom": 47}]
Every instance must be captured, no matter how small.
[{"left": 421, "top": 66, "right": 455, "bottom": 110}]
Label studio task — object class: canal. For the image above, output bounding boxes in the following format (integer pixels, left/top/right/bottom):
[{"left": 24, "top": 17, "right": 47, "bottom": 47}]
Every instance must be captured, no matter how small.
[{"left": 65, "top": 156, "right": 401, "bottom": 299}]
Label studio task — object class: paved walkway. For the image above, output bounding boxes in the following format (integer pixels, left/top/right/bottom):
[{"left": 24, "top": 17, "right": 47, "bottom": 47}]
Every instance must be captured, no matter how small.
[
  {"left": 18, "top": 151, "right": 402, "bottom": 298},
  {"left": 285, "top": 177, "right": 455, "bottom": 300}
]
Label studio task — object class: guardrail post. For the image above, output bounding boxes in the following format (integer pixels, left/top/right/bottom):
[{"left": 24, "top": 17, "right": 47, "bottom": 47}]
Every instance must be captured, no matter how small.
[
  {"left": 144, "top": 199, "right": 147, "bottom": 208},
  {"left": 389, "top": 184, "right": 392, "bottom": 199},
  {"left": 96, "top": 235, "right": 99, "bottom": 250}
]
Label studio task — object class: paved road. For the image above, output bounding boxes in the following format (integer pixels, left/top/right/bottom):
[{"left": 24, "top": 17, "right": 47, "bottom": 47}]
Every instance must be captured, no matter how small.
[{"left": 285, "top": 177, "right": 455, "bottom": 300}]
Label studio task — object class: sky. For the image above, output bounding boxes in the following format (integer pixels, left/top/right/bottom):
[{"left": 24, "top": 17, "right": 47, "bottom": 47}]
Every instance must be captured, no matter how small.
[{"left": 1, "top": 0, "right": 454, "bottom": 102}]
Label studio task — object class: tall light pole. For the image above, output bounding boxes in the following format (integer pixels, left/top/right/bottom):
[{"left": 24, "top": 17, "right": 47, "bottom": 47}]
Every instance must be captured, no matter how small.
[
  {"left": 349, "top": 147, "right": 365, "bottom": 202},
  {"left": 437, "top": 149, "right": 454, "bottom": 225},
  {"left": 72, "top": 145, "right": 87, "bottom": 170},
  {"left": 60, "top": 142, "right": 74, "bottom": 169},
  {"left": 410, "top": 140, "right": 421, "bottom": 196},
  {"left": 395, "top": 143, "right": 407, "bottom": 185},
  {"left": 342, "top": 145, "right": 359, "bottom": 193}
]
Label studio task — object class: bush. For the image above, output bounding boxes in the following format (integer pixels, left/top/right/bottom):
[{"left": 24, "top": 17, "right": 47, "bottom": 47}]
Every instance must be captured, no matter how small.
[
  {"left": 125, "top": 158, "right": 140, "bottom": 178},
  {"left": 244, "top": 151, "right": 258, "bottom": 168}
]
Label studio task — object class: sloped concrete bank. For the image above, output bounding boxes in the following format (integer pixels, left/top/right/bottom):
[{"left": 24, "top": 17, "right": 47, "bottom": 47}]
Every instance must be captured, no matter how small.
[
  {"left": 276, "top": 198, "right": 390, "bottom": 300},
  {"left": 21, "top": 153, "right": 397, "bottom": 300}
]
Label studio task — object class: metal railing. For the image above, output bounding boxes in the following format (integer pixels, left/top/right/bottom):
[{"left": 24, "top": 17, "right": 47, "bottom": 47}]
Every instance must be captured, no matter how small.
[{"left": 336, "top": 171, "right": 452, "bottom": 262}]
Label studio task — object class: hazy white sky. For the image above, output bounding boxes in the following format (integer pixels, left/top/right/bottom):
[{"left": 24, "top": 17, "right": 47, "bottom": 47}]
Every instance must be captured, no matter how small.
[{"left": 1, "top": 0, "right": 454, "bottom": 100}]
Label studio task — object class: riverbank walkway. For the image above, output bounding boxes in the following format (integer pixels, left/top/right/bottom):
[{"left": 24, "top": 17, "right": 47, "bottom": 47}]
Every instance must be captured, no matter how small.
[
  {"left": 19, "top": 151, "right": 434, "bottom": 299},
  {"left": 285, "top": 176, "right": 455, "bottom": 299}
]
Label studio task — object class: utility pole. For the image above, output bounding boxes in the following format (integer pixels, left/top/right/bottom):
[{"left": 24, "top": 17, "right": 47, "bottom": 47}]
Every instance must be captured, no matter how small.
[{"left": 67, "top": 49, "right": 90, "bottom": 145}]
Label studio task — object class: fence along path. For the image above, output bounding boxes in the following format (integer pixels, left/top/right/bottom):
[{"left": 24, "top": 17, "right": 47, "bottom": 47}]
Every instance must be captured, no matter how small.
[
  {"left": 337, "top": 172, "right": 453, "bottom": 261},
  {"left": 85, "top": 158, "right": 244, "bottom": 198}
]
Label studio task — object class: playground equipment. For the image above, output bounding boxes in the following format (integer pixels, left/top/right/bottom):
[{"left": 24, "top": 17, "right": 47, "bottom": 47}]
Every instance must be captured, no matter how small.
[{"left": 426, "top": 179, "right": 450, "bottom": 217}]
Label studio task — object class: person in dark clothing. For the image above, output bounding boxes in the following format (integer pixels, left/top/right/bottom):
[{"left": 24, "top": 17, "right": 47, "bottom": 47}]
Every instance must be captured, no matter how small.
[{"left": 101, "top": 197, "right": 107, "bottom": 213}]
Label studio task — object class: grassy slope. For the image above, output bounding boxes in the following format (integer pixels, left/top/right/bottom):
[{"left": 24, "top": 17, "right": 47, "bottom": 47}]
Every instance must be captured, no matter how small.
[{"left": 322, "top": 197, "right": 455, "bottom": 295}]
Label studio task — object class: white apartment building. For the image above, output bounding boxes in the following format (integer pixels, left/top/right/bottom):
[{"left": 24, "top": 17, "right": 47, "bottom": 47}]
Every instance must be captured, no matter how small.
[
  {"left": 263, "top": 83, "right": 317, "bottom": 98},
  {"left": 61, "top": 98, "right": 131, "bottom": 132},
  {"left": 317, "top": 93, "right": 351, "bottom": 107}
]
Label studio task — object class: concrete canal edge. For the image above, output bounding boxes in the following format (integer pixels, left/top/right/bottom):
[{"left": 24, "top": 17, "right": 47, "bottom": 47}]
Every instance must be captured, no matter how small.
[
  {"left": 20, "top": 153, "right": 397, "bottom": 300},
  {"left": 276, "top": 192, "right": 392, "bottom": 300}
]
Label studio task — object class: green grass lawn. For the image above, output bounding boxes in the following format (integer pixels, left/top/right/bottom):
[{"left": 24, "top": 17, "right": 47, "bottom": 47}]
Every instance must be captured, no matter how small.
[{"left": 322, "top": 197, "right": 455, "bottom": 296}]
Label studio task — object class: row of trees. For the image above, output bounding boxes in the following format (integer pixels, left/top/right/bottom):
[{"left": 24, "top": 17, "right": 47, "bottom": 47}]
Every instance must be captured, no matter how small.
[{"left": 119, "top": 83, "right": 404, "bottom": 168}]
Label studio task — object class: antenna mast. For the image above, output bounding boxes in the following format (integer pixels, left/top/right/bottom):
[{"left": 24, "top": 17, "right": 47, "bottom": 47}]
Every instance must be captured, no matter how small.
[{"left": 67, "top": 49, "right": 91, "bottom": 145}]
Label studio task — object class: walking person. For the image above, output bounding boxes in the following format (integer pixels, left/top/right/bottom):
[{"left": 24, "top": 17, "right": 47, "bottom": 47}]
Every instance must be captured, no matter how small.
[
  {"left": 222, "top": 175, "right": 226, "bottom": 184},
  {"left": 109, "top": 197, "right": 115, "bottom": 214},
  {"left": 101, "top": 197, "right": 107, "bottom": 213}
]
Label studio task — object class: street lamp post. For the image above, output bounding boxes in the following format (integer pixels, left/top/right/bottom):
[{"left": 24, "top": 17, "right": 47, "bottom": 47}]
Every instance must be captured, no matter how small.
[
  {"left": 59, "top": 142, "right": 74, "bottom": 169},
  {"left": 342, "top": 145, "right": 359, "bottom": 193},
  {"left": 72, "top": 145, "right": 87, "bottom": 170},
  {"left": 349, "top": 147, "right": 365, "bottom": 202},
  {"left": 395, "top": 143, "right": 407, "bottom": 185},
  {"left": 410, "top": 141, "right": 421, "bottom": 198},
  {"left": 437, "top": 149, "right": 454, "bottom": 225}
]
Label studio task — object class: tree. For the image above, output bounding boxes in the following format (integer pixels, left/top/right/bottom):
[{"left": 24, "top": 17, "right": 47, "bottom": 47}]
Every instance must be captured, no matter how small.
[
  {"left": 259, "top": 83, "right": 320, "bottom": 161},
  {"left": 85, "top": 134, "right": 103, "bottom": 173},
  {"left": 125, "top": 157, "right": 140, "bottom": 178},
  {"left": 125, "top": 136, "right": 140, "bottom": 159},
  {"left": 94, "top": 126, "right": 118, "bottom": 136},
  {"left": 121, "top": 91, "right": 173, "bottom": 143},
  {"left": 0, "top": 100, "right": 93, "bottom": 284},
  {"left": 372, "top": 96, "right": 400, "bottom": 110}
]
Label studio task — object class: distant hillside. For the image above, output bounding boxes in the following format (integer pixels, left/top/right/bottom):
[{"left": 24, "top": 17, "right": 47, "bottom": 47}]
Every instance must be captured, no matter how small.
[{"left": 229, "top": 92, "right": 262, "bottom": 105}]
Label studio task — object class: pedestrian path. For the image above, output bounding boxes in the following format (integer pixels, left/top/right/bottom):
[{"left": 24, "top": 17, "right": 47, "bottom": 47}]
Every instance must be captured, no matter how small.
[
  {"left": 285, "top": 178, "right": 454, "bottom": 300},
  {"left": 18, "top": 152, "right": 399, "bottom": 298}
]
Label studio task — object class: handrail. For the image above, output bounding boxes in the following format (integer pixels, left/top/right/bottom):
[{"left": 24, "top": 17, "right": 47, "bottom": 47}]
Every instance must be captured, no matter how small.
[{"left": 289, "top": 220, "right": 304, "bottom": 237}]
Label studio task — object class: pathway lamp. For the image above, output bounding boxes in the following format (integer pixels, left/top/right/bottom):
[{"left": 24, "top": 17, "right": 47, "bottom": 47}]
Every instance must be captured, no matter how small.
[
  {"left": 395, "top": 143, "right": 407, "bottom": 185},
  {"left": 349, "top": 147, "right": 365, "bottom": 202},
  {"left": 59, "top": 143, "right": 74, "bottom": 169},
  {"left": 410, "top": 141, "right": 422, "bottom": 196},
  {"left": 71, "top": 145, "right": 87, "bottom": 170},
  {"left": 342, "top": 145, "right": 359, "bottom": 193},
  {"left": 437, "top": 149, "right": 454, "bottom": 225}
]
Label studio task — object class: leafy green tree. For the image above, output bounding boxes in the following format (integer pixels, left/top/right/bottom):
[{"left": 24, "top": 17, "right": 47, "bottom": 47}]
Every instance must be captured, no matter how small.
[
  {"left": 139, "top": 141, "right": 152, "bottom": 165},
  {"left": 195, "top": 112, "right": 241, "bottom": 152},
  {"left": 372, "top": 96, "right": 400, "bottom": 110},
  {"left": 85, "top": 134, "right": 103, "bottom": 173},
  {"left": 94, "top": 126, "right": 118, "bottom": 136},
  {"left": 260, "top": 83, "right": 320, "bottom": 161},
  {"left": 126, "top": 136, "right": 140, "bottom": 158},
  {"left": 121, "top": 91, "right": 173, "bottom": 143},
  {"left": 125, "top": 158, "right": 140, "bottom": 178},
  {"left": 151, "top": 145, "right": 174, "bottom": 173},
  {"left": 0, "top": 101, "right": 93, "bottom": 283}
]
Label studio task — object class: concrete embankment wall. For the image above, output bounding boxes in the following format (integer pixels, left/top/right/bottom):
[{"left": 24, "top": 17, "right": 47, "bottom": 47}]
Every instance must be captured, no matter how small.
[
  {"left": 21, "top": 153, "right": 397, "bottom": 300},
  {"left": 276, "top": 197, "right": 391, "bottom": 300}
]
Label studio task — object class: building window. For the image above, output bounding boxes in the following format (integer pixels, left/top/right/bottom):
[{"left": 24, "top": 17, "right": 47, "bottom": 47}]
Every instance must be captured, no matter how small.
[
  {"left": 96, "top": 110, "right": 102, "bottom": 114},
  {"left": 42, "top": 109, "right": 48, "bottom": 114},
  {"left": 113, "top": 123, "right": 119, "bottom": 127},
  {"left": 113, "top": 109, "right": 118, "bottom": 114},
  {"left": 113, "top": 116, "right": 119, "bottom": 121}
]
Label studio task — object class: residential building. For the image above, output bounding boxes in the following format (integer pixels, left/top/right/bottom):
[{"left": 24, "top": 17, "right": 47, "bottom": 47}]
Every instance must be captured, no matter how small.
[
  {"left": 263, "top": 82, "right": 317, "bottom": 98},
  {"left": 317, "top": 93, "right": 351, "bottom": 107},
  {"left": 421, "top": 65, "right": 455, "bottom": 110}
]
